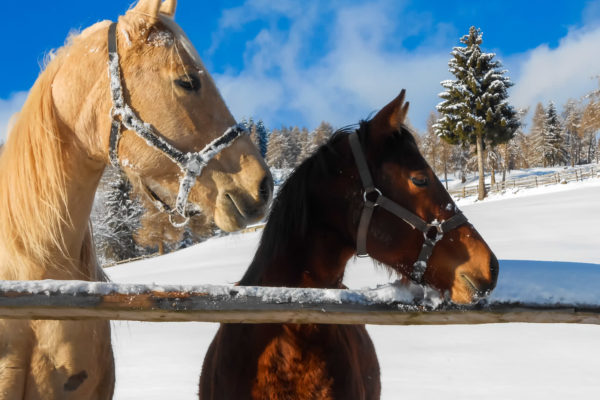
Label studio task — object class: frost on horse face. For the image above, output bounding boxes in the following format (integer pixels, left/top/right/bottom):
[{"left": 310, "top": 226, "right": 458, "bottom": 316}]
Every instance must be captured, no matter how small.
[{"left": 147, "top": 29, "right": 174, "bottom": 47}]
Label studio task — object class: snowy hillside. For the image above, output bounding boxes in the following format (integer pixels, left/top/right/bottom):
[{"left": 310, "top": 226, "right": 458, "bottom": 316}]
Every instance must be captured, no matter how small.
[{"left": 107, "top": 178, "right": 600, "bottom": 400}]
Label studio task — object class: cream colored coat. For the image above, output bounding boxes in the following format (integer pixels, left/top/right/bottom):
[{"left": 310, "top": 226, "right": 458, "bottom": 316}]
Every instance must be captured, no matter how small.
[{"left": 0, "top": 1, "right": 271, "bottom": 398}]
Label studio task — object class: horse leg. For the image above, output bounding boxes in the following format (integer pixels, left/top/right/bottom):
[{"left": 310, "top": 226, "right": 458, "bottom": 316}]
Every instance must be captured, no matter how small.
[
  {"left": 0, "top": 320, "right": 33, "bottom": 399},
  {"left": 27, "top": 320, "right": 114, "bottom": 400}
]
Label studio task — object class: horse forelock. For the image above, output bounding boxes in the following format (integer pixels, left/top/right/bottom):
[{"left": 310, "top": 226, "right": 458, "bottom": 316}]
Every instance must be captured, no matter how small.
[{"left": 158, "top": 15, "right": 205, "bottom": 69}]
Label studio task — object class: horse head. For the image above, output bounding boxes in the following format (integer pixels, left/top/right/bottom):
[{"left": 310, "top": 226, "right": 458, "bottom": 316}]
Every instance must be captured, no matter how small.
[
  {"left": 345, "top": 91, "right": 498, "bottom": 303},
  {"left": 51, "top": 0, "right": 272, "bottom": 232}
]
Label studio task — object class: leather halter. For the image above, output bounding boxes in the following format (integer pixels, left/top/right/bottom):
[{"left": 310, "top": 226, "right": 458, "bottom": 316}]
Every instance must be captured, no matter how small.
[
  {"left": 348, "top": 130, "right": 468, "bottom": 284},
  {"left": 107, "top": 22, "right": 246, "bottom": 227}
]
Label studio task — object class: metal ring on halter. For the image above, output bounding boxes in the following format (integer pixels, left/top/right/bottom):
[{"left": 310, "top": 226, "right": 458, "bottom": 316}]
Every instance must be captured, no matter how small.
[
  {"left": 426, "top": 222, "right": 444, "bottom": 235},
  {"left": 169, "top": 213, "right": 190, "bottom": 229},
  {"left": 363, "top": 188, "right": 382, "bottom": 205}
]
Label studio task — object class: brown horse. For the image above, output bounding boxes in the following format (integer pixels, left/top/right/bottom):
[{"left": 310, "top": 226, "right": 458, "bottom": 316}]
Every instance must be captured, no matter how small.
[
  {"left": 0, "top": 0, "right": 271, "bottom": 398},
  {"left": 200, "top": 91, "right": 498, "bottom": 399}
]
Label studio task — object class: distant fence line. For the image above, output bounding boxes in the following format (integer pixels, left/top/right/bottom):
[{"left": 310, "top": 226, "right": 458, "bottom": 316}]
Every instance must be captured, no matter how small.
[
  {"left": 102, "top": 165, "right": 598, "bottom": 268},
  {"left": 449, "top": 164, "right": 598, "bottom": 199},
  {"left": 0, "top": 280, "right": 598, "bottom": 325}
]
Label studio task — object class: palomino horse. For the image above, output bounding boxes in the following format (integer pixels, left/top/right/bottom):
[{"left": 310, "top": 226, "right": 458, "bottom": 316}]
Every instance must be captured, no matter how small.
[
  {"left": 200, "top": 91, "right": 498, "bottom": 399},
  {"left": 0, "top": 0, "right": 272, "bottom": 398}
]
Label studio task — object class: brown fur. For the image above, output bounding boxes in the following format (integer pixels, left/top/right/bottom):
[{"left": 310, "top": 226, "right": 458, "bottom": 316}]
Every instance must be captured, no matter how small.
[
  {"left": 200, "top": 91, "right": 498, "bottom": 399},
  {"left": 0, "top": 1, "right": 271, "bottom": 398}
]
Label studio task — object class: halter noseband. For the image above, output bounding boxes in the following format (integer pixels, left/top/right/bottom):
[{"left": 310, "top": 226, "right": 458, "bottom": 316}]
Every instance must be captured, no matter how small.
[
  {"left": 348, "top": 130, "right": 468, "bottom": 284},
  {"left": 107, "top": 22, "right": 246, "bottom": 227}
]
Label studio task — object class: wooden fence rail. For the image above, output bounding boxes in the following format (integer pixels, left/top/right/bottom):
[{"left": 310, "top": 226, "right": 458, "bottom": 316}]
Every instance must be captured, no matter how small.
[
  {"left": 0, "top": 280, "right": 598, "bottom": 325},
  {"left": 449, "top": 164, "right": 598, "bottom": 199}
]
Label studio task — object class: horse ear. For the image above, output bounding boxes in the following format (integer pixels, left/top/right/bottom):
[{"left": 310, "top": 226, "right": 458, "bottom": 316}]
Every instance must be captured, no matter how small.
[
  {"left": 370, "top": 89, "right": 410, "bottom": 133},
  {"left": 159, "top": 0, "right": 177, "bottom": 17},
  {"left": 131, "top": 0, "right": 162, "bottom": 18}
]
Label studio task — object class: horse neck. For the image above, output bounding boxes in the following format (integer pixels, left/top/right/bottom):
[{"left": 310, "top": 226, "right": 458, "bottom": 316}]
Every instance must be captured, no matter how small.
[
  {"left": 242, "top": 223, "right": 355, "bottom": 289},
  {"left": 0, "top": 61, "right": 104, "bottom": 281}
]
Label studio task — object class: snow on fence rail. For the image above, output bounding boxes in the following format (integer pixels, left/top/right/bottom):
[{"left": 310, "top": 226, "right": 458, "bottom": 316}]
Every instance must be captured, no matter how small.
[
  {"left": 0, "top": 280, "right": 599, "bottom": 325},
  {"left": 449, "top": 164, "right": 598, "bottom": 199}
]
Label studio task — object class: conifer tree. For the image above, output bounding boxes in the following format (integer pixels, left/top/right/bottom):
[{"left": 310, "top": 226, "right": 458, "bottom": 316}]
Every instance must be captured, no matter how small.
[
  {"left": 99, "top": 170, "right": 143, "bottom": 262},
  {"left": 297, "top": 127, "right": 312, "bottom": 163},
  {"left": 529, "top": 103, "right": 548, "bottom": 167},
  {"left": 266, "top": 129, "right": 288, "bottom": 168},
  {"left": 421, "top": 112, "right": 442, "bottom": 174},
  {"left": 255, "top": 120, "right": 269, "bottom": 158},
  {"left": 562, "top": 99, "right": 582, "bottom": 167},
  {"left": 439, "top": 139, "right": 453, "bottom": 189},
  {"left": 581, "top": 80, "right": 600, "bottom": 163},
  {"left": 435, "top": 26, "right": 519, "bottom": 200},
  {"left": 313, "top": 121, "right": 334, "bottom": 148},
  {"left": 287, "top": 126, "right": 302, "bottom": 167},
  {"left": 545, "top": 102, "right": 567, "bottom": 166},
  {"left": 504, "top": 108, "right": 530, "bottom": 172}
]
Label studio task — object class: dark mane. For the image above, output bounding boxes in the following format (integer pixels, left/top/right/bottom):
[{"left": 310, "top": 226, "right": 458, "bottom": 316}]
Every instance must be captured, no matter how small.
[{"left": 239, "top": 122, "right": 368, "bottom": 285}]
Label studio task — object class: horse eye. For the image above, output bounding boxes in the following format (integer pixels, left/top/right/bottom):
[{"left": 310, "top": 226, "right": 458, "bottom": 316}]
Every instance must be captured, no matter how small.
[
  {"left": 174, "top": 75, "right": 201, "bottom": 92},
  {"left": 411, "top": 176, "right": 429, "bottom": 187}
]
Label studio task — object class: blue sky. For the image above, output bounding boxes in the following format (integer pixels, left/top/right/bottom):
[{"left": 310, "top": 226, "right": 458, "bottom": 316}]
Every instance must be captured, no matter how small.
[{"left": 2, "top": 0, "right": 600, "bottom": 141}]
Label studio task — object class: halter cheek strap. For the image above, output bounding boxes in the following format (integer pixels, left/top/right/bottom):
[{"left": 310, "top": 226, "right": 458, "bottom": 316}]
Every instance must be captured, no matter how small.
[
  {"left": 107, "top": 22, "right": 246, "bottom": 227},
  {"left": 348, "top": 131, "right": 468, "bottom": 284}
]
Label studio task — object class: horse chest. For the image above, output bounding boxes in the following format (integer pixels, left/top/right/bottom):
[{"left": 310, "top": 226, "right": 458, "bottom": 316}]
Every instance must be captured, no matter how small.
[{"left": 251, "top": 324, "right": 380, "bottom": 400}]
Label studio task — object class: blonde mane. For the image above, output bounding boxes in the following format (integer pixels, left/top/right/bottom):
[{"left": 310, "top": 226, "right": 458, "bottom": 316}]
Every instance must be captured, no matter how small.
[{"left": 0, "top": 27, "right": 102, "bottom": 280}]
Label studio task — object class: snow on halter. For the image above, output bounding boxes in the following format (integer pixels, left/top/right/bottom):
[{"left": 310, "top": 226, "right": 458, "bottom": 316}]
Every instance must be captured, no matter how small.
[{"left": 106, "top": 22, "right": 246, "bottom": 228}]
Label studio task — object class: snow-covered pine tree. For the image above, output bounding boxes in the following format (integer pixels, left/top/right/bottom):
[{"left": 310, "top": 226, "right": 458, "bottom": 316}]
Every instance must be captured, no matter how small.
[
  {"left": 450, "top": 145, "right": 471, "bottom": 184},
  {"left": 503, "top": 107, "right": 530, "bottom": 172},
  {"left": 511, "top": 130, "right": 531, "bottom": 169},
  {"left": 562, "top": 99, "right": 582, "bottom": 167},
  {"left": 255, "top": 120, "right": 269, "bottom": 158},
  {"left": 313, "top": 121, "right": 334, "bottom": 148},
  {"left": 266, "top": 129, "right": 288, "bottom": 169},
  {"left": 434, "top": 26, "right": 519, "bottom": 200},
  {"left": 544, "top": 102, "right": 567, "bottom": 166},
  {"left": 98, "top": 170, "right": 143, "bottom": 262},
  {"left": 421, "top": 112, "right": 442, "bottom": 174},
  {"left": 246, "top": 117, "right": 258, "bottom": 149},
  {"left": 581, "top": 80, "right": 600, "bottom": 164},
  {"left": 487, "top": 147, "right": 501, "bottom": 186},
  {"left": 287, "top": 126, "right": 302, "bottom": 167},
  {"left": 439, "top": 137, "right": 453, "bottom": 189},
  {"left": 529, "top": 103, "right": 549, "bottom": 167},
  {"left": 296, "top": 127, "right": 313, "bottom": 164}
]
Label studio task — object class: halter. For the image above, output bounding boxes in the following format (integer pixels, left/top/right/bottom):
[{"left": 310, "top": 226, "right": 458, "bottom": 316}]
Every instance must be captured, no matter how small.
[
  {"left": 348, "top": 130, "right": 468, "bottom": 284},
  {"left": 107, "top": 22, "right": 246, "bottom": 227}
]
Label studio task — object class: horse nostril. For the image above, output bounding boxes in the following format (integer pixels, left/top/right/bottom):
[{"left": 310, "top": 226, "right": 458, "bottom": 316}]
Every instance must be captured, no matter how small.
[{"left": 259, "top": 176, "right": 273, "bottom": 203}]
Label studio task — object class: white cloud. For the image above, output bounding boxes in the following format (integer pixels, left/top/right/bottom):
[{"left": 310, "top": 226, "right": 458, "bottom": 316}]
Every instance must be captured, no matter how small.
[
  {"left": 211, "top": 0, "right": 455, "bottom": 132},
  {"left": 210, "top": 0, "right": 600, "bottom": 133},
  {"left": 509, "top": 25, "right": 600, "bottom": 112},
  {"left": 0, "top": 91, "right": 28, "bottom": 144}
]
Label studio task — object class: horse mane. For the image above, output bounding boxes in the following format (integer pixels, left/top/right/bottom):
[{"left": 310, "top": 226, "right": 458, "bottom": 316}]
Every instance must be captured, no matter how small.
[
  {"left": 240, "top": 122, "right": 368, "bottom": 285},
  {"left": 0, "top": 24, "right": 106, "bottom": 278}
]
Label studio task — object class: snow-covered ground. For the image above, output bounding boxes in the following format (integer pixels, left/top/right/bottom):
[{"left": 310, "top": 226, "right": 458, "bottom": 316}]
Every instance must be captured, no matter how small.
[
  {"left": 445, "top": 163, "right": 598, "bottom": 191},
  {"left": 107, "top": 178, "right": 600, "bottom": 400}
]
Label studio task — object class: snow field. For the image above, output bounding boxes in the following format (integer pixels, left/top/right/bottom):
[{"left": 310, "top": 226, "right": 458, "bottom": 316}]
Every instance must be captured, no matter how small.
[{"left": 107, "top": 179, "right": 600, "bottom": 399}]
